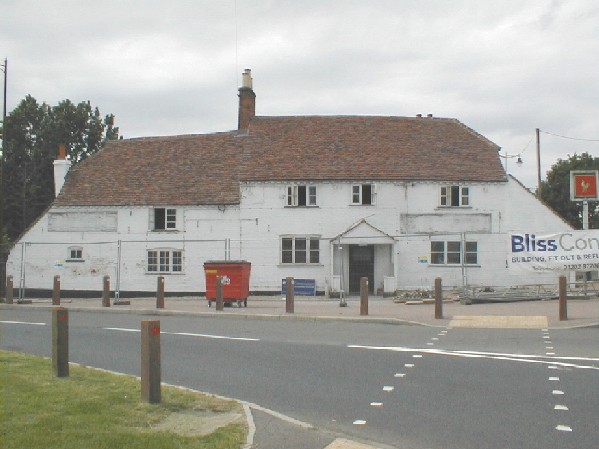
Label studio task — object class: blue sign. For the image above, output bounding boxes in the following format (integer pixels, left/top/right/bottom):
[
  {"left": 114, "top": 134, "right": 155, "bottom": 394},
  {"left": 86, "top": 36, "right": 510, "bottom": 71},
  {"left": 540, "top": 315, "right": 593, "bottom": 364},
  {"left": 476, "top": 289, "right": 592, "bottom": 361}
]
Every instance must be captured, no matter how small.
[{"left": 281, "top": 278, "right": 317, "bottom": 296}]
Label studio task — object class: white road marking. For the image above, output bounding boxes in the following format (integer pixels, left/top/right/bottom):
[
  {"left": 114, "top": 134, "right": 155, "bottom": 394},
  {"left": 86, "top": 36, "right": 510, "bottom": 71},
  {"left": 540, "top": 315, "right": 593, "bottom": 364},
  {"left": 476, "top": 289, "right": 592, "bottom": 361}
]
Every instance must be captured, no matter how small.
[
  {"left": 549, "top": 377, "right": 560, "bottom": 381},
  {"left": 165, "top": 331, "right": 259, "bottom": 342},
  {"left": 394, "top": 373, "right": 406, "bottom": 378},
  {"left": 370, "top": 402, "right": 383, "bottom": 407},
  {"left": 353, "top": 420, "right": 367, "bottom": 425},
  {"left": 543, "top": 336, "right": 551, "bottom": 339},
  {"left": 432, "top": 338, "right": 439, "bottom": 341},
  {"left": 556, "top": 425, "right": 572, "bottom": 432},
  {"left": 347, "top": 345, "right": 599, "bottom": 370},
  {"left": 554, "top": 405, "right": 569, "bottom": 411},
  {"left": 383, "top": 386, "right": 394, "bottom": 392},
  {"left": 548, "top": 366, "right": 558, "bottom": 369},
  {"left": 0, "top": 320, "right": 46, "bottom": 326},
  {"left": 413, "top": 354, "right": 423, "bottom": 358},
  {"left": 546, "top": 346, "right": 554, "bottom": 350},
  {"left": 104, "top": 327, "right": 259, "bottom": 341},
  {"left": 552, "top": 390, "right": 564, "bottom": 395},
  {"left": 405, "top": 364, "right": 415, "bottom": 368},
  {"left": 426, "top": 342, "right": 434, "bottom": 346},
  {"left": 546, "top": 352, "right": 556, "bottom": 356}
]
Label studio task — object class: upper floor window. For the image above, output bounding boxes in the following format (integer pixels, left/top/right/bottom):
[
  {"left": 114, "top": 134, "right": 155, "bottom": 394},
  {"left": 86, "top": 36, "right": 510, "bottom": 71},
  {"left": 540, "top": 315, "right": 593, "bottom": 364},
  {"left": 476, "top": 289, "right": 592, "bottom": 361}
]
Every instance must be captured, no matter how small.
[
  {"left": 440, "top": 186, "right": 469, "bottom": 207},
  {"left": 281, "top": 236, "right": 320, "bottom": 264},
  {"left": 287, "top": 185, "right": 317, "bottom": 207},
  {"left": 147, "top": 249, "right": 183, "bottom": 273},
  {"left": 352, "top": 183, "right": 376, "bottom": 205},
  {"left": 152, "top": 208, "right": 177, "bottom": 230},
  {"left": 430, "top": 241, "right": 478, "bottom": 265}
]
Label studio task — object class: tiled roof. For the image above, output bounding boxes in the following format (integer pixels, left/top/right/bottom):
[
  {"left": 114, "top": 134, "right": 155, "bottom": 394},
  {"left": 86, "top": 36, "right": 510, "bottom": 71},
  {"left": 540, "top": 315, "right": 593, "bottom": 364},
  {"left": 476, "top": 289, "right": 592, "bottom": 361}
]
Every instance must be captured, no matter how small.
[{"left": 55, "top": 115, "right": 506, "bottom": 206}]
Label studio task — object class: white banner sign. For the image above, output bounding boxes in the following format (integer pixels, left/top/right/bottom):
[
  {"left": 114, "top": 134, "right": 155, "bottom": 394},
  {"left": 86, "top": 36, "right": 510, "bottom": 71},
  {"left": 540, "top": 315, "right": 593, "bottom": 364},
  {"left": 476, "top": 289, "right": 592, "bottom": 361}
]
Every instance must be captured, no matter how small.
[{"left": 508, "top": 231, "right": 599, "bottom": 272}]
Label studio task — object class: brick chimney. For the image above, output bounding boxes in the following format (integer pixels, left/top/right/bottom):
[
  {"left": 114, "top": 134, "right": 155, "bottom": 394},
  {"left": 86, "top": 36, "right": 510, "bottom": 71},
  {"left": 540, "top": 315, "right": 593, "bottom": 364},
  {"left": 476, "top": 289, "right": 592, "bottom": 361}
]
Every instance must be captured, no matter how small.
[
  {"left": 53, "top": 143, "right": 71, "bottom": 197},
  {"left": 238, "top": 68, "right": 255, "bottom": 132}
]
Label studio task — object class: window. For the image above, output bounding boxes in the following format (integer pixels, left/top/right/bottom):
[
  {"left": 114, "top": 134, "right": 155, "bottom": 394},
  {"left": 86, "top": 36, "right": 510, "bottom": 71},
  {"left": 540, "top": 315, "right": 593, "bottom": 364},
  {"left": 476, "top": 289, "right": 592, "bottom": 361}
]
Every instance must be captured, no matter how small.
[
  {"left": 67, "top": 246, "right": 83, "bottom": 261},
  {"left": 153, "top": 208, "right": 177, "bottom": 230},
  {"left": 147, "top": 249, "right": 183, "bottom": 272},
  {"left": 281, "top": 237, "right": 320, "bottom": 264},
  {"left": 430, "top": 241, "right": 478, "bottom": 265},
  {"left": 351, "top": 184, "right": 376, "bottom": 205},
  {"left": 287, "top": 185, "right": 317, "bottom": 207},
  {"left": 440, "top": 186, "right": 469, "bottom": 207}
]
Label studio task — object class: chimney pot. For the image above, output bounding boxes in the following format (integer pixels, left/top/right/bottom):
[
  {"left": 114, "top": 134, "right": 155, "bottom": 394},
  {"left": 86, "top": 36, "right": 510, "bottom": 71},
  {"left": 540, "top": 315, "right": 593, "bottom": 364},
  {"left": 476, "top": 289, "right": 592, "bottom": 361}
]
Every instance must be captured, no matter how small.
[
  {"left": 241, "top": 69, "right": 253, "bottom": 89},
  {"left": 427, "top": 113, "right": 433, "bottom": 118},
  {"left": 58, "top": 143, "right": 66, "bottom": 160},
  {"left": 416, "top": 114, "right": 422, "bottom": 118}
]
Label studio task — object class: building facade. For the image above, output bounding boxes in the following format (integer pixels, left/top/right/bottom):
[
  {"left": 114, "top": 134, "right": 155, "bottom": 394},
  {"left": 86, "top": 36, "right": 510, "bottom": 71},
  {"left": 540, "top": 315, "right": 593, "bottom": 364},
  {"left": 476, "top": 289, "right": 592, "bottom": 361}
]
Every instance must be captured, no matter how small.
[{"left": 6, "top": 70, "right": 572, "bottom": 297}]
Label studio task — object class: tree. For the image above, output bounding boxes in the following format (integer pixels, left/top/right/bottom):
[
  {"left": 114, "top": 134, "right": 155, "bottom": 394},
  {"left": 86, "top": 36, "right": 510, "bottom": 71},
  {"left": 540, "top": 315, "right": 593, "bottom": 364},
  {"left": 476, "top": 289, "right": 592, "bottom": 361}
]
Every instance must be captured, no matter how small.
[
  {"left": 1, "top": 95, "right": 119, "bottom": 241},
  {"left": 537, "top": 152, "right": 599, "bottom": 229}
]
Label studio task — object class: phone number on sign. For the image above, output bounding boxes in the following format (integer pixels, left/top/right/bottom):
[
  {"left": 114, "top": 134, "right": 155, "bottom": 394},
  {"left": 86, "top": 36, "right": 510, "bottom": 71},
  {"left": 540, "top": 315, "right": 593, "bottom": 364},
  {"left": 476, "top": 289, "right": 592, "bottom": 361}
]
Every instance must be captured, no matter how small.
[{"left": 563, "top": 263, "right": 599, "bottom": 270}]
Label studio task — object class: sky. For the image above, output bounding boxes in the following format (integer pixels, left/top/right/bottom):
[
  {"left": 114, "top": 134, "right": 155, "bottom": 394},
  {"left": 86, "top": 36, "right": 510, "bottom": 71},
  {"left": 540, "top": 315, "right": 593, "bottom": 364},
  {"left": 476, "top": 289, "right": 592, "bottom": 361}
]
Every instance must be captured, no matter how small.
[{"left": 1, "top": 0, "right": 598, "bottom": 190}]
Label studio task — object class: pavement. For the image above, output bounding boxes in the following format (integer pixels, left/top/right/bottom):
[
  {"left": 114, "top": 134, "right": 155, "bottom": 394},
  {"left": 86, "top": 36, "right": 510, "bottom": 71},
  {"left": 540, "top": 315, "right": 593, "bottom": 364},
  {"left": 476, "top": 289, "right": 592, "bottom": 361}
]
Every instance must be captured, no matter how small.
[{"left": 2, "top": 294, "right": 598, "bottom": 448}]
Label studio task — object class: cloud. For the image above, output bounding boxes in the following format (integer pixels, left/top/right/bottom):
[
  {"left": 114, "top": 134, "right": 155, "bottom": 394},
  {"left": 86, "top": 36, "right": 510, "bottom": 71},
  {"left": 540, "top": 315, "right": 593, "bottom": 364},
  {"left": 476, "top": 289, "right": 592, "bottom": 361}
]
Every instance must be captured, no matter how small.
[{"left": 1, "top": 0, "right": 598, "bottom": 188}]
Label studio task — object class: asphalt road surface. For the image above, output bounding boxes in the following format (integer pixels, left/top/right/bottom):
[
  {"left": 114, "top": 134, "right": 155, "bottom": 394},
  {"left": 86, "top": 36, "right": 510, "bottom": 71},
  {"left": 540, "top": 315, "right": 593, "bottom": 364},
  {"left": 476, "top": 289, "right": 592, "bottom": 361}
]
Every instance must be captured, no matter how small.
[{"left": 2, "top": 309, "right": 598, "bottom": 449}]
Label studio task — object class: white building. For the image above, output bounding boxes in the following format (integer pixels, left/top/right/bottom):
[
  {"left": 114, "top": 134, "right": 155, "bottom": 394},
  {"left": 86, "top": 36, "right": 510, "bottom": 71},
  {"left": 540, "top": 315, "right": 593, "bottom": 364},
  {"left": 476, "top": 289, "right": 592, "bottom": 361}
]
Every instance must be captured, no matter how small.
[{"left": 6, "top": 70, "right": 571, "bottom": 297}]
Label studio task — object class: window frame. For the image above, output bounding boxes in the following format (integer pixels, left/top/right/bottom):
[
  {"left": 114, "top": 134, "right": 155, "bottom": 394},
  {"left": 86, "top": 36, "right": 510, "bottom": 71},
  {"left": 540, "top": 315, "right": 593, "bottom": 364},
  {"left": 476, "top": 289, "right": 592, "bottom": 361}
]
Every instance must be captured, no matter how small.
[
  {"left": 430, "top": 241, "right": 478, "bottom": 266},
  {"left": 440, "top": 185, "right": 469, "bottom": 207},
  {"left": 286, "top": 185, "right": 317, "bottom": 207},
  {"left": 152, "top": 207, "right": 178, "bottom": 231},
  {"left": 66, "top": 246, "right": 84, "bottom": 262},
  {"left": 280, "top": 236, "right": 320, "bottom": 264},
  {"left": 351, "top": 183, "right": 376, "bottom": 205},
  {"left": 147, "top": 249, "right": 184, "bottom": 273}
]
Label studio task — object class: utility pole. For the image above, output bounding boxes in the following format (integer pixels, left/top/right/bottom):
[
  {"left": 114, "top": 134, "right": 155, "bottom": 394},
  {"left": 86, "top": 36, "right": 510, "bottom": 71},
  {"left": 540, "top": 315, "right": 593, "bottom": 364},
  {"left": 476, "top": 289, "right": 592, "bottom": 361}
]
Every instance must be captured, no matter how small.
[
  {"left": 0, "top": 58, "right": 6, "bottom": 299},
  {"left": 536, "top": 128, "right": 541, "bottom": 193}
]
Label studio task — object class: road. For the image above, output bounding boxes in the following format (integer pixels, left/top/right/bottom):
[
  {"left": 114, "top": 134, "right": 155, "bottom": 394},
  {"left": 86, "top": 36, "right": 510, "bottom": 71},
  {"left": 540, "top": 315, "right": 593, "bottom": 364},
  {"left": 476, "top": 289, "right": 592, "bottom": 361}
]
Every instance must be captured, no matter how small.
[{"left": 2, "top": 309, "right": 598, "bottom": 449}]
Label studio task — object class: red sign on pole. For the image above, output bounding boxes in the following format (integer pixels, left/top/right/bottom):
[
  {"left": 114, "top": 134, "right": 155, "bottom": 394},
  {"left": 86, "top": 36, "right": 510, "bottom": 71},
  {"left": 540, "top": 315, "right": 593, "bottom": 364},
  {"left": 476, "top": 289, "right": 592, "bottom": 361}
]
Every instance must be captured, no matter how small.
[{"left": 570, "top": 171, "right": 599, "bottom": 201}]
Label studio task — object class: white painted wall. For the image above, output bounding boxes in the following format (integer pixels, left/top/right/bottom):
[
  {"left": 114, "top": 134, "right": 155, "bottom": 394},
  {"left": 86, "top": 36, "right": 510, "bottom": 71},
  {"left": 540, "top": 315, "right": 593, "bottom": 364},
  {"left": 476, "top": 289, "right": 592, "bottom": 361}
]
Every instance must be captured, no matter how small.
[{"left": 6, "top": 177, "right": 572, "bottom": 295}]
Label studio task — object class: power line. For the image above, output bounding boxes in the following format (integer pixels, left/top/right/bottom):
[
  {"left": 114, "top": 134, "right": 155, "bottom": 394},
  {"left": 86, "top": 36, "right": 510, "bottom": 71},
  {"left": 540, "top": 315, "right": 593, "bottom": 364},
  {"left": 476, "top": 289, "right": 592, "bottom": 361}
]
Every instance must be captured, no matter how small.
[{"left": 540, "top": 130, "right": 599, "bottom": 142}]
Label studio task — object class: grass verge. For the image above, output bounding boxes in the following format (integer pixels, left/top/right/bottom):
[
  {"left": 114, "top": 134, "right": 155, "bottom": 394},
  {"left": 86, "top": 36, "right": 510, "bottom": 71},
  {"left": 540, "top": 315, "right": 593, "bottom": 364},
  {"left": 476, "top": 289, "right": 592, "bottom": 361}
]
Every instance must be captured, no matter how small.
[{"left": 0, "top": 350, "right": 246, "bottom": 449}]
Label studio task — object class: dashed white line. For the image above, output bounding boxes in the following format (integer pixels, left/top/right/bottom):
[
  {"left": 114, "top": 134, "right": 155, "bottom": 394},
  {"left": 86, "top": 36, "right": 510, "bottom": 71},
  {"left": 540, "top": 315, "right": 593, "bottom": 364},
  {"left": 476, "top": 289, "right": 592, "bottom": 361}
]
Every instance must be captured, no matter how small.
[
  {"left": 394, "top": 373, "right": 406, "bottom": 378},
  {"left": 370, "top": 402, "right": 383, "bottom": 407},
  {"left": 548, "top": 377, "right": 560, "bottom": 381},
  {"left": 556, "top": 425, "right": 572, "bottom": 432},
  {"left": 552, "top": 390, "right": 564, "bottom": 395},
  {"left": 405, "top": 364, "right": 415, "bottom": 368},
  {"left": 353, "top": 420, "right": 367, "bottom": 425},
  {"left": 383, "top": 386, "right": 394, "bottom": 392},
  {"left": 554, "top": 405, "right": 569, "bottom": 411}
]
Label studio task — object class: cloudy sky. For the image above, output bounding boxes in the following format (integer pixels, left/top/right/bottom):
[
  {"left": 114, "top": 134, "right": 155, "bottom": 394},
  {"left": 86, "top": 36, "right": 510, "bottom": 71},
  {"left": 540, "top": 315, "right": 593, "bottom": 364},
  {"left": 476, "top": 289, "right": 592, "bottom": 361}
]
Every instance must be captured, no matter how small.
[{"left": 2, "top": 0, "right": 598, "bottom": 189}]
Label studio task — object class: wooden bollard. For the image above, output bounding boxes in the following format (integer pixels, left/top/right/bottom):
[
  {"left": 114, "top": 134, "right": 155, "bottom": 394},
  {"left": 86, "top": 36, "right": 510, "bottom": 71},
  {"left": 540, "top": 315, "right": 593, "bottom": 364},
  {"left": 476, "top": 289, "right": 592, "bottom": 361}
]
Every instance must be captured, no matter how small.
[
  {"left": 102, "top": 275, "right": 111, "bottom": 307},
  {"left": 215, "top": 276, "right": 224, "bottom": 311},
  {"left": 360, "top": 277, "right": 368, "bottom": 316},
  {"left": 156, "top": 276, "right": 165, "bottom": 309},
  {"left": 286, "top": 277, "right": 294, "bottom": 314},
  {"left": 141, "top": 319, "right": 161, "bottom": 403},
  {"left": 6, "top": 275, "right": 13, "bottom": 304},
  {"left": 52, "top": 275, "right": 60, "bottom": 305},
  {"left": 52, "top": 307, "right": 69, "bottom": 377},
  {"left": 558, "top": 275, "right": 567, "bottom": 321},
  {"left": 434, "top": 277, "right": 443, "bottom": 319}
]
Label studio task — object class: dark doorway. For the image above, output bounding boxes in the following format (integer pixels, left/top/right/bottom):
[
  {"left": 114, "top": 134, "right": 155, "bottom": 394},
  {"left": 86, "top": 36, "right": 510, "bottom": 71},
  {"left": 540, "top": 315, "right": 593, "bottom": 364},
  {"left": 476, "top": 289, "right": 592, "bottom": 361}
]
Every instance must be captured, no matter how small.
[{"left": 349, "top": 245, "right": 374, "bottom": 294}]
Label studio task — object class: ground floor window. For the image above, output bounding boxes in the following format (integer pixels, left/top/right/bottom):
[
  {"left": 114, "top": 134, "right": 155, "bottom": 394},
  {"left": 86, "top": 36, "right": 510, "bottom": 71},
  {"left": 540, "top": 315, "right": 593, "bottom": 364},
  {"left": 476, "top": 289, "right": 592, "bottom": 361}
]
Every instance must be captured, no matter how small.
[
  {"left": 281, "top": 236, "right": 320, "bottom": 264},
  {"left": 430, "top": 241, "right": 478, "bottom": 265},
  {"left": 147, "top": 249, "right": 183, "bottom": 272},
  {"left": 67, "top": 246, "right": 83, "bottom": 261}
]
